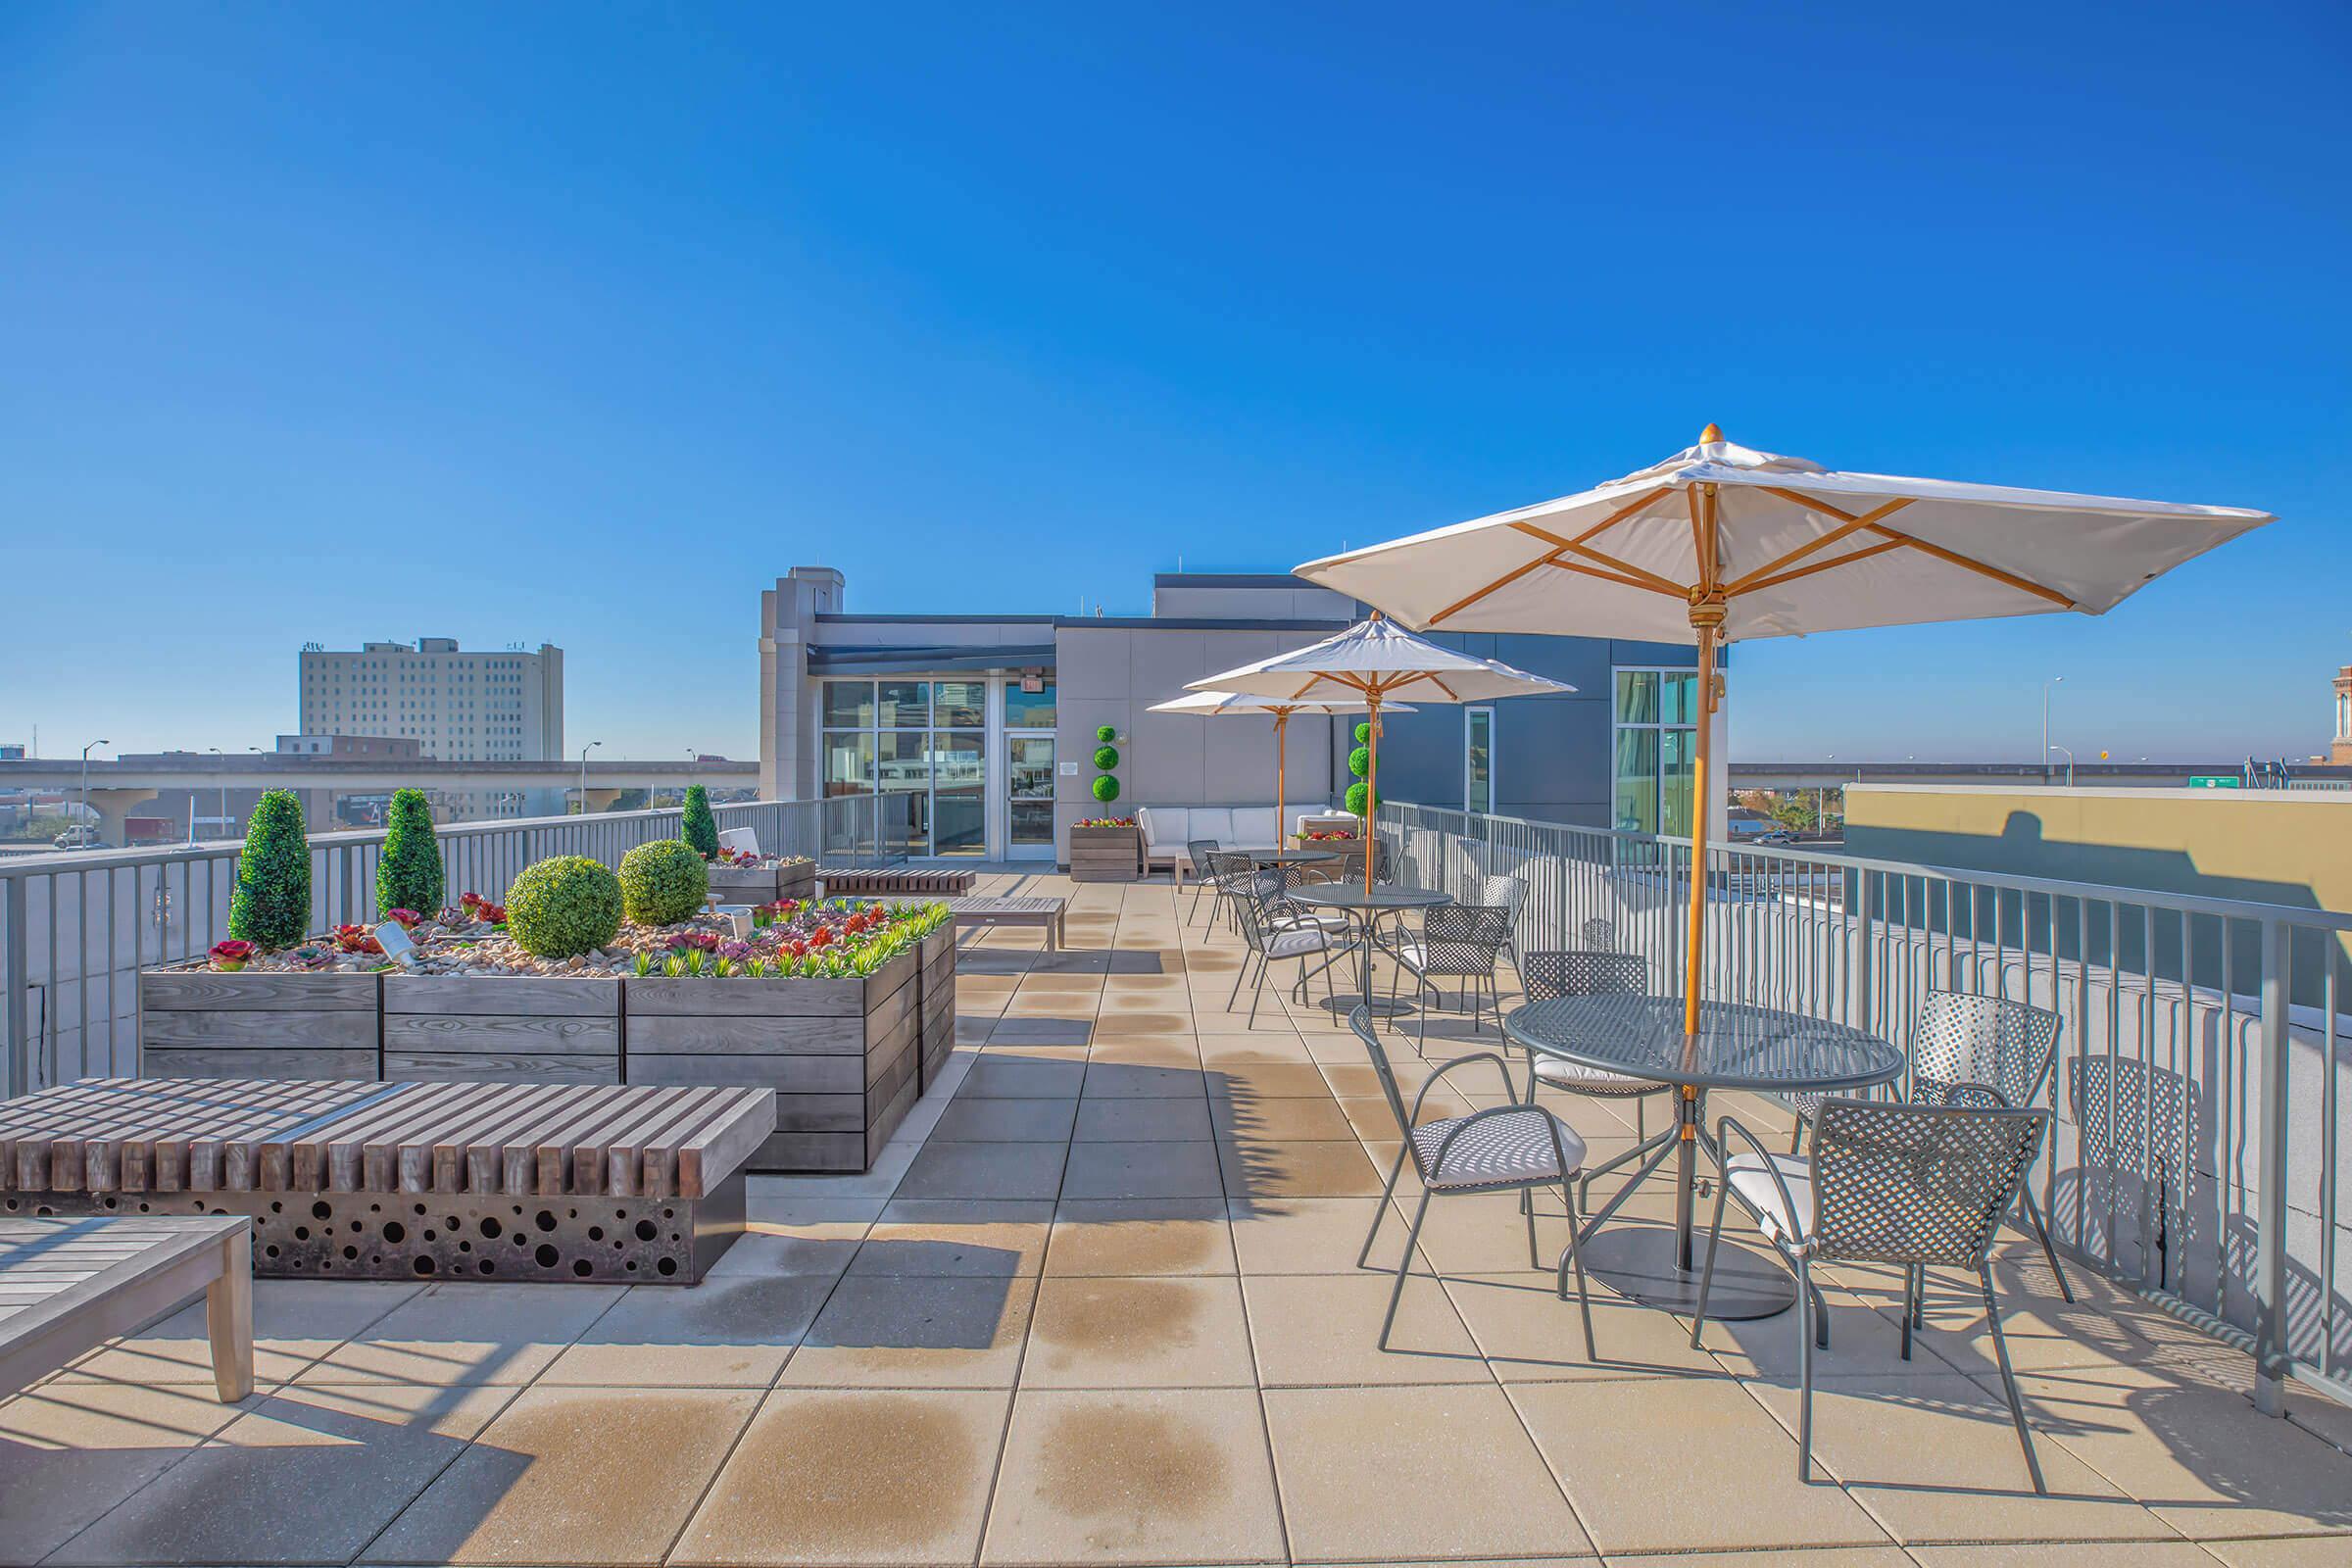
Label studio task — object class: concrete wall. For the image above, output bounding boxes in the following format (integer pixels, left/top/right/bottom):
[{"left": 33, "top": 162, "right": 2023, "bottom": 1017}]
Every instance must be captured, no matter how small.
[{"left": 1054, "top": 623, "right": 1344, "bottom": 858}]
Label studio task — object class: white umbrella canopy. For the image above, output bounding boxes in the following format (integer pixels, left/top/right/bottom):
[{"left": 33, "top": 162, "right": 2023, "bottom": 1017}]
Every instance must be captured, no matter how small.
[
  {"left": 1190, "top": 616, "right": 1574, "bottom": 888},
  {"left": 1294, "top": 424, "right": 2274, "bottom": 1031},
  {"left": 1148, "top": 690, "right": 1417, "bottom": 846},
  {"left": 1296, "top": 429, "right": 2273, "bottom": 642}
]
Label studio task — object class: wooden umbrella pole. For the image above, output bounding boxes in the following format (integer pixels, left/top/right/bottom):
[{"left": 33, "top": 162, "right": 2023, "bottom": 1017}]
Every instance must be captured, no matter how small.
[
  {"left": 1273, "top": 710, "right": 1288, "bottom": 852},
  {"left": 1681, "top": 617, "right": 1719, "bottom": 1037}
]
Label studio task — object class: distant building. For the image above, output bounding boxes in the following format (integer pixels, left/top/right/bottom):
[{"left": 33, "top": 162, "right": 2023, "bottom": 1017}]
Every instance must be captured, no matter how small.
[
  {"left": 272, "top": 734, "right": 424, "bottom": 759},
  {"left": 0, "top": 744, "right": 24, "bottom": 761},
  {"left": 297, "top": 637, "right": 564, "bottom": 817},
  {"left": 2333, "top": 664, "right": 2352, "bottom": 765}
]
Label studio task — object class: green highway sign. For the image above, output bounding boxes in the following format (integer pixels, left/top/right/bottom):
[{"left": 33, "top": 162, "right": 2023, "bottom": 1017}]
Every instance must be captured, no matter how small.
[{"left": 2186, "top": 775, "right": 2241, "bottom": 789}]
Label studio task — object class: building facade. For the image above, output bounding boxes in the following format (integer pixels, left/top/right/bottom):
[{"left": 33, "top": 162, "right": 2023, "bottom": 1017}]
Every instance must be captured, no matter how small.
[
  {"left": 2333, "top": 664, "right": 2352, "bottom": 765},
  {"left": 760, "top": 566, "right": 1713, "bottom": 863},
  {"left": 296, "top": 637, "right": 564, "bottom": 818}
]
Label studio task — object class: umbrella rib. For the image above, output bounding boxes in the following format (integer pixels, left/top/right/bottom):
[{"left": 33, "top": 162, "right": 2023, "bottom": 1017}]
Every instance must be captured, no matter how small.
[
  {"left": 1721, "top": 499, "right": 1915, "bottom": 596},
  {"left": 1428, "top": 550, "right": 1558, "bottom": 626},
  {"left": 1419, "top": 671, "right": 1460, "bottom": 701},
  {"left": 1539, "top": 559, "right": 1683, "bottom": 595},
  {"left": 1557, "top": 541, "right": 1685, "bottom": 596},
  {"left": 1737, "top": 537, "right": 1908, "bottom": 595},
  {"left": 1863, "top": 522, "right": 2080, "bottom": 608},
  {"left": 1432, "top": 488, "right": 1679, "bottom": 625}
]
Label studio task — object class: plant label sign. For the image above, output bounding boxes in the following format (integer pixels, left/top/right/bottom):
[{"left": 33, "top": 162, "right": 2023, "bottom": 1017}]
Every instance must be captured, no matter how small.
[
  {"left": 374, "top": 920, "right": 418, "bottom": 967},
  {"left": 1058, "top": 761, "right": 1079, "bottom": 776}
]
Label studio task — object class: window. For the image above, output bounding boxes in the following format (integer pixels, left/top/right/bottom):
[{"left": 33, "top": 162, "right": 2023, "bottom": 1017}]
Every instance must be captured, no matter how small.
[
  {"left": 1612, "top": 668, "right": 1697, "bottom": 836},
  {"left": 1464, "top": 707, "right": 1494, "bottom": 814},
  {"left": 1004, "top": 679, "right": 1056, "bottom": 729},
  {"left": 820, "top": 676, "right": 987, "bottom": 856}
]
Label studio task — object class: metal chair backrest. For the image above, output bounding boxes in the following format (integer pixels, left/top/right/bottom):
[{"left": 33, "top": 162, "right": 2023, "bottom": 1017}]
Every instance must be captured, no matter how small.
[
  {"left": 1347, "top": 1005, "right": 1417, "bottom": 1154},
  {"left": 1809, "top": 1099, "right": 2047, "bottom": 1267},
  {"left": 1203, "top": 849, "right": 1254, "bottom": 890},
  {"left": 1420, "top": 904, "right": 1514, "bottom": 971},
  {"left": 1187, "top": 838, "right": 1221, "bottom": 877},
  {"left": 1519, "top": 949, "right": 1646, "bottom": 1002},
  {"left": 1912, "top": 990, "right": 2063, "bottom": 1111},
  {"left": 1580, "top": 917, "right": 1618, "bottom": 952}
]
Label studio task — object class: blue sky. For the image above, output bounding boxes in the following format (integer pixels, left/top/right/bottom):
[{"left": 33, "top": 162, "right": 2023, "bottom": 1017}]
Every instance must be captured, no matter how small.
[{"left": 3, "top": 2, "right": 2345, "bottom": 764}]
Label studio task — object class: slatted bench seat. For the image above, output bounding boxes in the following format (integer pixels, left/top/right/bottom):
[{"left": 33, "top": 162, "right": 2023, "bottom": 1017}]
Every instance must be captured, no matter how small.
[
  {"left": 820, "top": 867, "right": 975, "bottom": 898},
  {"left": 2, "top": 1214, "right": 253, "bottom": 1401},
  {"left": 943, "top": 896, "right": 1067, "bottom": 952},
  {"left": 0, "top": 1078, "right": 774, "bottom": 1284}
]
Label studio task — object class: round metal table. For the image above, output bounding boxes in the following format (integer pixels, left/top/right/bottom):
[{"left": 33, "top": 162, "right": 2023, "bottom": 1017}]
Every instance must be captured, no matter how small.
[
  {"left": 1503, "top": 994, "right": 1902, "bottom": 1318},
  {"left": 1242, "top": 847, "right": 1342, "bottom": 868},
  {"left": 1285, "top": 883, "right": 1450, "bottom": 1015}
]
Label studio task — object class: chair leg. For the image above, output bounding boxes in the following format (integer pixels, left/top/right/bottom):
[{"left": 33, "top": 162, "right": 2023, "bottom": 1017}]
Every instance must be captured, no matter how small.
[
  {"left": 1247, "top": 955, "right": 1267, "bottom": 1027},
  {"left": 1226, "top": 952, "right": 1250, "bottom": 1010},
  {"left": 1789, "top": 1113, "right": 1805, "bottom": 1154},
  {"left": 1380, "top": 1189, "right": 1434, "bottom": 1351},
  {"left": 1635, "top": 1095, "right": 1644, "bottom": 1142},
  {"left": 1556, "top": 1174, "right": 1596, "bottom": 1360},
  {"left": 1899, "top": 1263, "right": 1917, "bottom": 1361},
  {"left": 1797, "top": 1257, "right": 1817, "bottom": 1484},
  {"left": 1358, "top": 1145, "right": 1410, "bottom": 1267},
  {"left": 2020, "top": 1186, "right": 2075, "bottom": 1303},
  {"left": 1688, "top": 1173, "right": 1731, "bottom": 1348},
  {"left": 1523, "top": 1173, "right": 1540, "bottom": 1267},
  {"left": 1980, "top": 1262, "right": 2048, "bottom": 1494}
]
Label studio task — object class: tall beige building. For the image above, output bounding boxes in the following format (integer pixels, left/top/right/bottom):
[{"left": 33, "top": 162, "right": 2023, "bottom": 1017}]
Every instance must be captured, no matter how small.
[{"left": 297, "top": 638, "right": 564, "bottom": 817}]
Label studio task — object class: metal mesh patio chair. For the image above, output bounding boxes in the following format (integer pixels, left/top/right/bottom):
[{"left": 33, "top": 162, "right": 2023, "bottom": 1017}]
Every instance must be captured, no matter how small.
[
  {"left": 1389, "top": 904, "right": 1514, "bottom": 1045},
  {"left": 1225, "top": 877, "right": 1350, "bottom": 1026},
  {"left": 1580, "top": 917, "right": 1617, "bottom": 951},
  {"left": 1200, "top": 850, "right": 1256, "bottom": 936},
  {"left": 1788, "top": 989, "right": 2072, "bottom": 1300},
  {"left": 1348, "top": 1005, "right": 1593, "bottom": 1354},
  {"left": 1515, "top": 950, "right": 1671, "bottom": 1211},
  {"left": 1693, "top": 1098, "right": 2052, "bottom": 1492},
  {"left": 1186, "top": 839, "right": 1222, "bottom": 925}
]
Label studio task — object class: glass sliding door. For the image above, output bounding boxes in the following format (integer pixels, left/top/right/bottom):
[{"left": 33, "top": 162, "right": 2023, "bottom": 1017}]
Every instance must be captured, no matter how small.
[{"left": 1004, "top": 679, "right": 1056, "bottom": 860}]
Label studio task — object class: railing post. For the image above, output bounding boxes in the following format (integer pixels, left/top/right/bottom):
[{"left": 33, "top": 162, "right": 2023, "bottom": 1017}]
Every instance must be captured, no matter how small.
[
  {"left": 4, "top": 876, "right": 25, "bottom": 1101},
  {"left": 2253, "top": 913, "right": 2292, "bottom": 1415},
  {"left": 1852, "top": 866, "right": 1876, "bottom": 1035}
]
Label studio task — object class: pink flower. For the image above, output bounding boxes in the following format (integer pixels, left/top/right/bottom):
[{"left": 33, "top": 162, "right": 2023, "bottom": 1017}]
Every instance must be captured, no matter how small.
[{"left": 209, "top": 940, "right": 256, "bottom": 971}]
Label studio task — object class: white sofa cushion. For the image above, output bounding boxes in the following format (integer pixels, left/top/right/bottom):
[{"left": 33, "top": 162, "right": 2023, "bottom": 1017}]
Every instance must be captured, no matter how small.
[
  {"left": 1188, "top": 807, "right": 1235, "bottom": 846},
  {"left": 1137, "top": 807, "right": 1187, "bottom": 854},
  {"left": 1231, "top": 808, "right": 1279, "bottom": 848}
]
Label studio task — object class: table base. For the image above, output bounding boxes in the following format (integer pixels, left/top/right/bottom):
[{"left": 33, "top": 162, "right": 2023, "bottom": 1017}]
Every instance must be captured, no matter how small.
[{"left": 1578, "top": 1222, "right": 1795, "bottom": 1319}]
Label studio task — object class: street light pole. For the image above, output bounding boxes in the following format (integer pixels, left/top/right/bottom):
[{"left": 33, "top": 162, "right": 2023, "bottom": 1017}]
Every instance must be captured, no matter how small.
[
  {"left": 80, "top": 739, "right": 108, "bottom": 847},
  {"left": 578, "top": 741, "right": 603, "bottom": 814},
  {"left": 2049, "top": 745, "right": 2076, "bottom": 788},
  {"left": 2041, "top": 676, "right": 2064, "bottom": 785}
]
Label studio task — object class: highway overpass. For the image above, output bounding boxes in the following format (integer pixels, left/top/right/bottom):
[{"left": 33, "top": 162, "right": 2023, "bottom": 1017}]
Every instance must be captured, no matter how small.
[
  {"left": 0, "top": 757, "right": 760, "bottom": 841},
  {"left": 1729, "top": 760, "right": 2352, "bottom": 791}
]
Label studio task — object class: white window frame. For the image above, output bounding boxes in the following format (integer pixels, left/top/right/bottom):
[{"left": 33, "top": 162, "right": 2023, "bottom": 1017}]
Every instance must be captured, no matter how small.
[
  {"left": 1463, "top": 706, "right": 1494, "bottom": 814},
  {"left": 1610, "top": 665, "right": 1699, "bottom": 836}
]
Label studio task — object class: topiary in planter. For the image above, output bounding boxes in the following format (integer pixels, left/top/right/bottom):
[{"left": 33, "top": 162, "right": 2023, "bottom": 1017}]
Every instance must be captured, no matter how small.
[
  {"left": 1092, "top": 744, "right": 1120, "bottom": 771},
  {"left": 1092, "top": 774, "right": 1122, "bottom": 804},
  {"left": 228, "top": 789, "right": 312, "bottom": 950},
  {"left": 619, "top": 839, "right": 710, "bottom": 924},
  {"left": 376, "top": 788, "right": 445, "bottom": 918},
  {"left": 1345, "top": 780, "right": 1382, "bottom": 816},
  {"left": 681, "top": 783, "right": 718, "bottom": 859},
  {"left": 507, "top": 856, "right": 623, "bottom": 958},
  {"left": 1090, "top": 724, "right": 1122, "bottom": 807}
]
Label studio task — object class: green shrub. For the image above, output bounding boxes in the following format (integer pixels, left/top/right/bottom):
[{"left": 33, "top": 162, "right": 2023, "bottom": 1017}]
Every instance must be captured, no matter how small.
[
  {"left": 375, "top": 789, "right": 444, "bottom": 917},
  {"left": 681, "top": 784, "right": 718, "bottom": 858},
  {"left": 228, "top": 790, "right": 312, "bottom": 950},
  {"left": 1354, "top": 721, "right": 1372, "bottom": 744},
  {"left": 619, "top": 839, "right": 710, "bottom": 924},
  {"left": 1348, "top": 745, "right": 1372, "bottom": 778},
  {"left": 1345, "top": 780, "right": 1382, "bottom": 816},
  {"left": 1092, "top": 775, "right": 1122, "bottom": 805},
  {"left": 1092, "top": 744, "right": 1120, "bottom": 771},
  {"left": 1095, "top": 724, "right": 1117, "bottom": 743},
  {"left": 506, "top": 856, "right": 622, "bottom": 958}
]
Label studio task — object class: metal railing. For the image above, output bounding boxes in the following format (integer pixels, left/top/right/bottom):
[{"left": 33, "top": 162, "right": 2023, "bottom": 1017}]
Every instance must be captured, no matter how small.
[
  {"left": 1377, "top": 800, "right": 2351, "bottom": 1418},
  {"left": 0, "top": 792, "right": 911, "bottom": 1101}
]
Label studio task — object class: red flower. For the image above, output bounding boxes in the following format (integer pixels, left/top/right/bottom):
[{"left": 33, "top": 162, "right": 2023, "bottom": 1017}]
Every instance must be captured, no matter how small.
[{"left": 808, "top": 925, "right": 835, "bottom": 948}]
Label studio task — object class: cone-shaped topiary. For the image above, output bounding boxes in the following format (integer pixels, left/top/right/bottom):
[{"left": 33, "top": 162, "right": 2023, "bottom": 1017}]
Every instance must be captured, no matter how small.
[
  {"left": 228, "top": 789, "right": 312, "bottom": 950},
  {"left": 619, "top": 839, "right": 710, "bottom": 925},
  {"left": 681, "top": 784, "right": 718, "bottom": 859},
  {"left": 506, "top": 856, "right": 622, "bottom": 958},
  {"left": 1092, "top": 775, "right": 1122, "bottom": 804},
  {"left": 376, "top": 788, "right": 445, "bottom": 918}
]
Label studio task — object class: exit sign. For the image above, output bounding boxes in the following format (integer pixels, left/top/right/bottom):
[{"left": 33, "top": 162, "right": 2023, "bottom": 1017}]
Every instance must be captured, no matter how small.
[{"left": 2186, "top": 775, "right": 2241, "bottom": 789}]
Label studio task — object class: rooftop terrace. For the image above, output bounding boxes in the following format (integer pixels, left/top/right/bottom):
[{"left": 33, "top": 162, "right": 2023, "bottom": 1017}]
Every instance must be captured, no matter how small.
[{"left": 5, "top": 870, "right": 2350, "bottom": 1566}]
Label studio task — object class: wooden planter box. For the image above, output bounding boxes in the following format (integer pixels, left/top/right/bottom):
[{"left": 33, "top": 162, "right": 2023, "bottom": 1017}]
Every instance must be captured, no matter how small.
[
  {"left": 622, "top": 948, "right": 920, "bottom": 1174},
  {"left": 139, "top": 963, "right": 380, "bottom": 1081},
  {"left": 382, "top": 974, "right": 621, "bottom": 1083},
  {"left": 778, "top": 860, "right": 815, "bottom": 903},
  {"left": 705, "top": 863, "right": 780, "bottom": 904},
  {"left": 914, "top": 921, "right": 958, "bottom": 1093},
  {"left": 1069, "top": 824, "right": 1142, "bottom": 883}
]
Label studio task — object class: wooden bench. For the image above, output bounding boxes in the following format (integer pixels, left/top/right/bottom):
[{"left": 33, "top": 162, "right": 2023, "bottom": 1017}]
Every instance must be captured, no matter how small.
[
  {"left": 820, "top": 867, "right": 974, "bottom": 898},
  {"left": 945, "top": 896, "right": 1067, "bottom": 952},
  {"left": 0, "top": 1078, "right": 775, "bottom": 1284},
  {"left": 2, "top": 1214, "right": 252, "bottom": 1401}
]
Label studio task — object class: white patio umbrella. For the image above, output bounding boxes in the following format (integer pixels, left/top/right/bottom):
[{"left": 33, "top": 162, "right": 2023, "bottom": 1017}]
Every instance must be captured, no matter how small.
[
  {"left": 1296, "top": 425, "right": 2274, "bottom": 1033},
  {"left": 1188, "top": 616, "right": 1575, "bottom": 891},
  {"left": 1147, "top": 689, "right": 1416, "bottom": 849}
]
